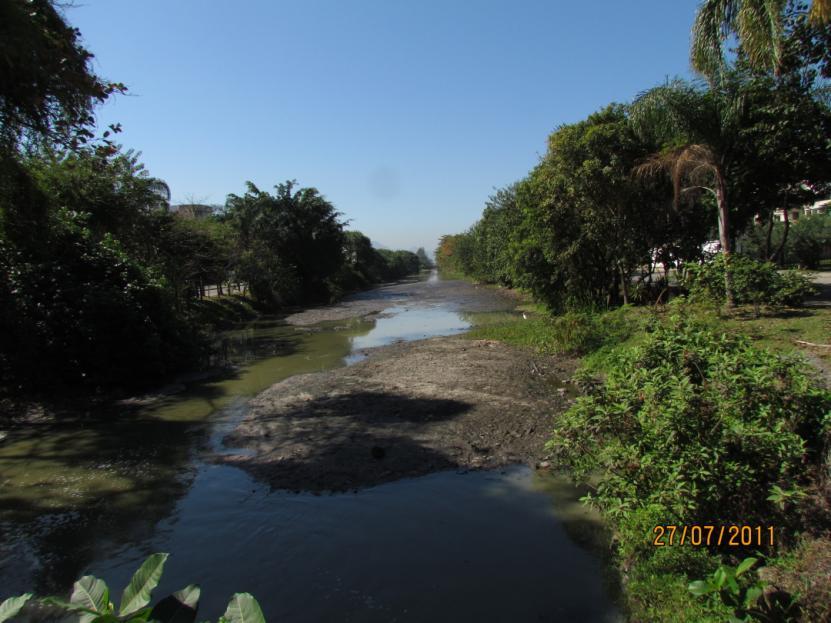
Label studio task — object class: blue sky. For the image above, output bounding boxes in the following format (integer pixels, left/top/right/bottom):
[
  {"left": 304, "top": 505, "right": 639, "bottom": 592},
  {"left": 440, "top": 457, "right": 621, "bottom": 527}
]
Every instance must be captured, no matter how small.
[{"left": 70, "top": 0, "right": 701, "bottom": 252}]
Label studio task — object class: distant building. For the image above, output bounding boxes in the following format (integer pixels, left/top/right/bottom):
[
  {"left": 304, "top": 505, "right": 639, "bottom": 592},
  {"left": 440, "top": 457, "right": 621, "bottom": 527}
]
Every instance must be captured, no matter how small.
[{"left": 772, "top": 198, "right": 830, "bottom": 222}]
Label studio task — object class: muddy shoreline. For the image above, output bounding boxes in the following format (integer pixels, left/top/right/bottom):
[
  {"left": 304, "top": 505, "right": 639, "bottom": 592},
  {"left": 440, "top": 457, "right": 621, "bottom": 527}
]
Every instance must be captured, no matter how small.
[{"left": 220, "top": 330, "right": 577, "bottom": 491}]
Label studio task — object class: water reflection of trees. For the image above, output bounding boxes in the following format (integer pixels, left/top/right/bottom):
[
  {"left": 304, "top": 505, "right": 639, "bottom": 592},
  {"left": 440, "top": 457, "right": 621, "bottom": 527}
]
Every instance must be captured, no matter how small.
[{"left": 0, "top": 317, "right": 380, "bottom": 598}]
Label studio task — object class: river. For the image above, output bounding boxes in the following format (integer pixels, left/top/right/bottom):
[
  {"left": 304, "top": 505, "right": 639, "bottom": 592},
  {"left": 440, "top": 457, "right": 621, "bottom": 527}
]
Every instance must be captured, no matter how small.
[{"left": 0, "top": 272, "right": 622, "bottom": 622}]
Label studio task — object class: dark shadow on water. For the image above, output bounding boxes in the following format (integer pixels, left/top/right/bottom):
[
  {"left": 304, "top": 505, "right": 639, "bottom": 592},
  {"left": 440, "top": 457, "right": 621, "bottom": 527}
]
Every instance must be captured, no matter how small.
[{"left": 0, "top": 415, "right": 204, "bottom": 595}]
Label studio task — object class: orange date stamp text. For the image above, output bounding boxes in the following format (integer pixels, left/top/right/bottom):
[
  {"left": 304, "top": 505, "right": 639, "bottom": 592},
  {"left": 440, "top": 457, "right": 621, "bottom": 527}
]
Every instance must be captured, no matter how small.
[{"left": 652, "top": 525, "right": 775, "bottom": 547}]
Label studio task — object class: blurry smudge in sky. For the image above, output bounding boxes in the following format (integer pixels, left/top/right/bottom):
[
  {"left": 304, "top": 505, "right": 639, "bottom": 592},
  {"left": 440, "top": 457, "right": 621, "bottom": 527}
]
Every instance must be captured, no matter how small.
[{"left": 369, "top": 166, "right": 401, "bottom": 200}]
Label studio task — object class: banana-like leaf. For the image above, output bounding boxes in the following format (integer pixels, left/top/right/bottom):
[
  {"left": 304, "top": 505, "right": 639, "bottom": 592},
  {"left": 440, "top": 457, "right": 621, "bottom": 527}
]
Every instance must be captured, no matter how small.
[
  {"left": 735, "top": 556, "right": 757, "bottom": 577},
  {"left": 688, "top": 580, "right": 714, "bottom": 596},
  {"left": 119, "top": 553, "right": 169, "bottom": 616},
  {"left": 71, "top": 576, "right": 109, "bottom": 623},
  {"left": 148, "top": 585, "right": 200, "bottom": 623},
  {"left": 0, "top": 594, "right": 32, "bottom": 623},
  {"left": 221, "top": 594, "right": 265, "bottom": 623}
]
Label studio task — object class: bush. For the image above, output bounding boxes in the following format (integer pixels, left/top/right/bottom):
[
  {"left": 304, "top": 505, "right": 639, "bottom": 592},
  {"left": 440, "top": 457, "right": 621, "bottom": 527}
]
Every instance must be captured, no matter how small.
[
  {"left": 0, "top": 210, "right": 202, "bottom": 392},
  {"left": 684, "top": 254, "right": 816, "bottom": 308},
  {"left": 548, "top": 319, "right": 830, "bottom": 530},
  {"left": 790, "top": 213, "right": 831, "bottom": 269}
]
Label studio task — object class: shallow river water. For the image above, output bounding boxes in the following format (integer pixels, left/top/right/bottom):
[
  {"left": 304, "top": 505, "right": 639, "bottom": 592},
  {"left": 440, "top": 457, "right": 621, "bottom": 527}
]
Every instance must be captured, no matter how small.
[{"left": 0, "top": 273, "right": 622, "bottom": 622}]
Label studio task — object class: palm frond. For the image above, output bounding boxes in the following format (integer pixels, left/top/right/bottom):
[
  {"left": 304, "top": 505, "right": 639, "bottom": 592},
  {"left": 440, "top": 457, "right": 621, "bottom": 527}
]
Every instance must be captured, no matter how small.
[
  {"left": 691, "top": 0, "right": 736, "bottom": 77},
  {"left": 736, "top": 0, "right": 786, "bottom": 71},
  {"left": 630, "top": 80, "right": 713, "bottom": 144},
  {"left": 691, "top": 0, "right": 788, "bottom": 76},
  {"left": 634, "top": 144, "right": 718, "bottom": 208},
  {"left": 810, "top": 0, "right": 831, "bottom": 23}
]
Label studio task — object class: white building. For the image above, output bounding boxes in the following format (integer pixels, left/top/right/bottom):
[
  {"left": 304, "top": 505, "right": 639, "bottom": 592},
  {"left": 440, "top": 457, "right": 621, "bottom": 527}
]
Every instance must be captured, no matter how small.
[{"left": 773, "top": 198, "right": 831, "bottom": 222}]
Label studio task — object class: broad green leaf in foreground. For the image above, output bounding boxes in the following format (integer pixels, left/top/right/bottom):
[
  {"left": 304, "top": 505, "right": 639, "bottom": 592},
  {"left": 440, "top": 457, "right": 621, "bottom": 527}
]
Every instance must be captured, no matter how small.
[
  {"left": 148, "top": 584, "right": 201, "bottom": 623},
  {"left": 0, "top": 594, "right": 32, "bottom": 623},
  {"left": 70, "top": 576, "right": 110, "bottom": 623},
  {"left": 119, "top": 553, "right": 169, "bottom": 616},
  {"left": 221, "top": 593, "right": 265, "bottom": 623}
]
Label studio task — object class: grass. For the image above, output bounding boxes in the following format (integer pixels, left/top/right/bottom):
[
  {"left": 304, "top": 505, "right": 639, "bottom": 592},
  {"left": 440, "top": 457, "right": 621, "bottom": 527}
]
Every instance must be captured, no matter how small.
[
  {"left": 722, "top": 306, "right": 831, "bottom": 370},
  {"left": 470, "top": 296, "right": 831, "bottom": 378},
  {"left": 466, "top": 304, "right": 651, "bottom": 359}
]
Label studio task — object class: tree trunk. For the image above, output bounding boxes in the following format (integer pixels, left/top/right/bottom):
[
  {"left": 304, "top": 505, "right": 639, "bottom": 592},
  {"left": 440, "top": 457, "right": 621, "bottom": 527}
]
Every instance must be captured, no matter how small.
[
  {"left": 764, "top": 211, "right": 774, "bottom": 260},
  {"left": 715, "top": 172, "right": 734, "bottom": 308},
  {"left": 772, "top": 198, "right": 791, "bottom": 266},
  {"left": 619, "top": 264, "right": 630, "bottom": 305}
]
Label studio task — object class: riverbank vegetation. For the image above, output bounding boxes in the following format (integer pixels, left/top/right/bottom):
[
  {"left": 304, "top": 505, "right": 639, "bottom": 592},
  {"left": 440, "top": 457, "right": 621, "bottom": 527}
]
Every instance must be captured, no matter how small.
[
  {"left": 447, "top": 3, "right": 831, "bottom": 620},
  {"left": 0, "top": 2, "right": 428, "bottom": 399}
]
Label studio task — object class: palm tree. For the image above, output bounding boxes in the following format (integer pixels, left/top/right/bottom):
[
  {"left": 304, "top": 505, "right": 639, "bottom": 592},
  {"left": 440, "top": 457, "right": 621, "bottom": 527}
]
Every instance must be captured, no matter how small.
[
  {"left": 631, "top": 78, "right": 749, "bottom": 307},
  {"left": 691, "top": 0, "right": 830, "bottom": 77}
]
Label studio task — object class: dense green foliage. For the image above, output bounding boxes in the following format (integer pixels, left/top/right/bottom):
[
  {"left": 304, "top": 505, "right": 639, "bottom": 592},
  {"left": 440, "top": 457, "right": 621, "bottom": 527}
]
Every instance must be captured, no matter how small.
[
  {"left": 688, "top": 557, "right": 801, "bottom": 622},
  {"left": 0, "top": 4, "right": 428, "bottom": 396},
  {"left": 225, "top": 180, "right": 345, "bottom": 306},
  {"left": 684, "top": 254, "right": 817, "bottom": 309},
  {"left": 740, "top": 212, "right": 831, "bottom": 268},
  {"left": 0, "top": 0, "right": 125, "bottom": 151},
  {"left": 547, "top": 316, "right": 830, "bottom": 620},
  {"left": 549, "top": 319, "right": 829, "bottom": 528},
  {"left": 0, "top": 209, "right": 199, "bottom": 390},
  {"left": 0, "top": 151, "right": 426, "bottom": 394},
  {"left": 0, "top": 553, "right": 266, "bottom": 623},
  {"left": 438, "top": 7, "right": 831, "bottom": 313}
]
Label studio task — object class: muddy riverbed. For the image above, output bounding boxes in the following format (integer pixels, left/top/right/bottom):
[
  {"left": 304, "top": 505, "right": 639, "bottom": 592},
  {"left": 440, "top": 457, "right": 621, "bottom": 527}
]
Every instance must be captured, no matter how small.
[
  {"left": 0, "top": 272, "right": 622, "bottom": 621},
  {"left": 222, "top": 336, "right": 577, "bottom": 491}
]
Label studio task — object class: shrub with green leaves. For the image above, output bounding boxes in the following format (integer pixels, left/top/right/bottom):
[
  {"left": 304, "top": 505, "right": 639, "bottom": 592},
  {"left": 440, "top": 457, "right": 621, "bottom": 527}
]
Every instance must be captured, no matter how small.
[
  {"left": 684, "top": 254, "right": 816, "bottom": 308},
  {"left": 547, "top": 319, "right": 831, "bottom": 529},
  {"left": 0, "top": 209, "right": 203, "bottom": 392},
  {"left": 0, "top": 553, "right": 265, "bottom": 623},
  {"left": 689, "top": 557, "right": 800, "bottom": 622}
]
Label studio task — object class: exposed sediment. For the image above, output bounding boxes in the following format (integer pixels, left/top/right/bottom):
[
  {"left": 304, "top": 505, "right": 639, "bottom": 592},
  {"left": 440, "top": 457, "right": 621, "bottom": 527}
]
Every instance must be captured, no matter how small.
[{"left": 219, "top": 335, "right": 576, "bottom": 491}]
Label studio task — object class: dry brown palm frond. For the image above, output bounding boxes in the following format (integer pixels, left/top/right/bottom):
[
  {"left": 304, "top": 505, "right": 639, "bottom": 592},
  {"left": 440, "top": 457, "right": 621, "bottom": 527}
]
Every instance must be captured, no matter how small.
[{"left": 634, "top": 144, "right": 718, "bottom": 208}]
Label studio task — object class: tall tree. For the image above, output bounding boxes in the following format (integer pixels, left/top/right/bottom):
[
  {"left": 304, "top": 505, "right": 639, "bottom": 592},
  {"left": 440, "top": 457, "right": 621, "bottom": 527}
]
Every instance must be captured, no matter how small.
[
  {"left": 0, "top": 0, "right": 124, "bottom": 151},
  {"left": 631, "top": 77, "right": 752, "bottom": 306},
  {"left": 415, "top": 247, "right": 433, "bottom": 269},
  {"left": 226, "top": 180, "right": 345, "bottom": 305},
  {"left": 512, "top": 105, "right": 670, "bottom": 309}
]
